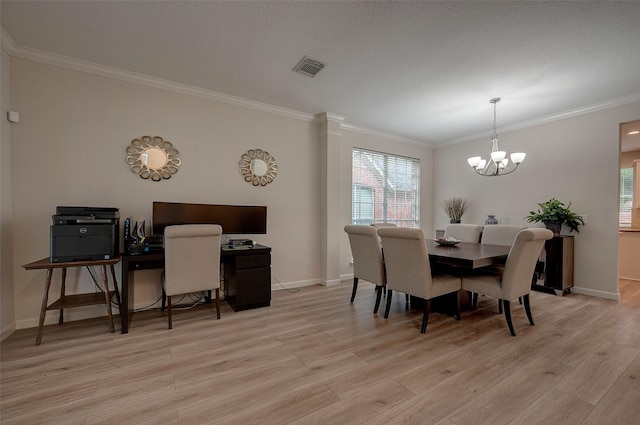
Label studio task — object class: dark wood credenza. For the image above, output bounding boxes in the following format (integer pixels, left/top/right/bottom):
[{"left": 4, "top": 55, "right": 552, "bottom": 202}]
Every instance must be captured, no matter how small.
[
  {"left": 534, "top": 235, "right": 574, "bottom": 295},
  {"left": 120, "top": 244, "right": 271, "bottom": 333}
]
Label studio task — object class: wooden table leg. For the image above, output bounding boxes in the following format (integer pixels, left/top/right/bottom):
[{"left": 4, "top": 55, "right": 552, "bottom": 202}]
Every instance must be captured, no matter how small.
[
  {"left": 101, "top": 265, "right": 115, "bottom": 333},
  {"left": 36, "top": 268, "right": 54, "bottom": 346},
  {"left": 109, "top": 264, "right": 121, "bottom": 308},
  {"left": 59, "top": 268, "right": 67, "bottom": 325}
]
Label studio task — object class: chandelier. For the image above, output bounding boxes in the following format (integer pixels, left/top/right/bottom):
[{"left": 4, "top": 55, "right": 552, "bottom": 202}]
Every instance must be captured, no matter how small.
[{"left": 467, "top": 98, "right": 526, "bottom": 176}]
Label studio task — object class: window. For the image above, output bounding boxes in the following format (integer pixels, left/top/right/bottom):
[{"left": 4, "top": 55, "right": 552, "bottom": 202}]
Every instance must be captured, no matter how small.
[
  {"left": 620, "top": 167, "right": 633, "bottom": 227},
  {"left": 352, "top": 148, "right": 420, "bottom": 227}
]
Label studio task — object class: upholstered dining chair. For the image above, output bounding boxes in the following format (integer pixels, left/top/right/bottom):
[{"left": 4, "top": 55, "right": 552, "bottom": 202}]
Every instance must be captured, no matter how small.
[
  {"left": 377, "top": 227, "right": 462, "bottom": 333},
  {"left": 481, "top": 224, "right": 527, "bottom": 246},
  {"left": 344, "top": 225, "right": 386, "bottom": 313},
  {"left": 370, "top": 223, "right": 397, "bottom": 229},
  {"left": 461, "top": 228, "right": 553, "bottom": 336},
  {"left": 444, "top": 224, "right": 482, "bottom": 243},
  {"left": 163, "top": 224, "right": 223, "bottom": 329}
]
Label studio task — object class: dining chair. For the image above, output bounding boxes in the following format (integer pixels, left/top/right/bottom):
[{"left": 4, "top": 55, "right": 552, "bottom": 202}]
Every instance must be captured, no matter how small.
[
  {"left": 370, "top": 223, "right": 397, "bottom": 229},
  {"left": 481, "top": 224, "right": 527, "bottom": 246},
  {"left": 163, "top": 224, "right": 223, "bottom": 329},
  {"left": 377, "top": 227, "right": 462, "bottom": 334},
  {"left": 444, "top": 224, "right": 482, "bottom": 243},
  {"left": 461, "top": 228, "right": 553, "bottom": 336},
  {"left": 344, "top": 225, "right": 386, "bottom": 313}
]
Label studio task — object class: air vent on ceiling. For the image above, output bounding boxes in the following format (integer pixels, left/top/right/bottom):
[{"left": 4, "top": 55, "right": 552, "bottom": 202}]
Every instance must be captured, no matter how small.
[{"left": 293, "top": 56, "right": 325, "bottom": 77}]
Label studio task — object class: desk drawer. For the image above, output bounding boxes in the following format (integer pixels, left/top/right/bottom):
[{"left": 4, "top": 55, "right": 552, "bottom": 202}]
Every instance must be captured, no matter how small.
[{"left": 235, "top": 254, "right": 270, "bottom": 269}]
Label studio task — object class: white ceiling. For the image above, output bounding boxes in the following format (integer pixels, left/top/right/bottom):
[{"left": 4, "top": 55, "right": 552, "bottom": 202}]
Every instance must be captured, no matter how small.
[{"left": 2, "top": 1, "right": 640, "bottom": 147}]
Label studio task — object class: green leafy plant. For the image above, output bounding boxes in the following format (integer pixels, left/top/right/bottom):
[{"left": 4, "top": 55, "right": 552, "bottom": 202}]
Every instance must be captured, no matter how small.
[
  {"left": 525, "top": 198, "right": 585, "bottom": 233},
  {"left": 442, "top": 197, "right": 468, "bottom": 222}
]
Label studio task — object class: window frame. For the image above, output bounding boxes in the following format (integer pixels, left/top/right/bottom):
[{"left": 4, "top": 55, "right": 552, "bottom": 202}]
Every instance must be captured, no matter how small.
[{"left": 351, "top": 148, "right": 420, "bottom": 228}]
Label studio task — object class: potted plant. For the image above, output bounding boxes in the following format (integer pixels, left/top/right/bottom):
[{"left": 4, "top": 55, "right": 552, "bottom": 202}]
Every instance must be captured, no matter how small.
[
  {"left": 442, "top": 197, "right": 468, "bottom": 223},
  {"left": 525, "top": 198, "right": 585, "bottom": 234}
]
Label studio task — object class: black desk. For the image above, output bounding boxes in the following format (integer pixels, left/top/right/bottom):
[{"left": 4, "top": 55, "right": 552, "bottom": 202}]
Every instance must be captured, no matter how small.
[{"left": 120, "top": 244, "right": 271, "bottom": 333}]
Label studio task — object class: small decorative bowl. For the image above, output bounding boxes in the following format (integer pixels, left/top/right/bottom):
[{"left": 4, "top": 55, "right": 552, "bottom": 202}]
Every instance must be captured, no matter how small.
[{"left": 435, "top": 237, "right": 461, "bottom": 246}]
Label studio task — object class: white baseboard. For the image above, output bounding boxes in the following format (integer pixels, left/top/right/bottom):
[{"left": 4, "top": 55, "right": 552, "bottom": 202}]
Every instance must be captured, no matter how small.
[
  {"left": 1, "top": 322, "right": 16, "bottom": 342},
  {"left": 619, "top": 275, "right": 640, "bottom": 282},
  {"left": 271, "top": 278, "right": 321, "bottom": 291},
  {"left": 571, "top": 286, "right": 619, "bottom": 300}
]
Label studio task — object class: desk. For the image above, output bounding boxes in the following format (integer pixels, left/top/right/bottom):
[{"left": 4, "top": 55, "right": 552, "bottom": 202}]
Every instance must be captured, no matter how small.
[
  {"left": 120, "top": 244, "right": 271, "bottom": 333},
  {"left": 426, "top": 240, "right": 510, "bottom": 269},
  {"left": 22, "top": 257, "right": 121, "bottom": 345}
]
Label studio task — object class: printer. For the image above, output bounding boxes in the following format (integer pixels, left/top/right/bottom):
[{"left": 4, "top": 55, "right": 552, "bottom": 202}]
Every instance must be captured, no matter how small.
[{"left": 50, "top": 206, "right": 120, "bottom": 263}]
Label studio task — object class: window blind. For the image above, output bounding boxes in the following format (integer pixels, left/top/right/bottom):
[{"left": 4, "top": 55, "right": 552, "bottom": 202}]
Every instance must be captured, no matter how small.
[{"left": 352, "top": 148, "right": 420, "bottom": 228}]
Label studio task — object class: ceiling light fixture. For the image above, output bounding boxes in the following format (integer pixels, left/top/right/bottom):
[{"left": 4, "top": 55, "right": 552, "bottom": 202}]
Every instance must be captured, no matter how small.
[{"left": 467, "top": 98, "right": 526, "bottom": 176}]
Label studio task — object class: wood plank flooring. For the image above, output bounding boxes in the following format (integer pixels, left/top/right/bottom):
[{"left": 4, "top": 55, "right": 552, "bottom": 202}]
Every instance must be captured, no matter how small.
[{"left": 1, "top": 279, "right": 639, "bottom": 425}]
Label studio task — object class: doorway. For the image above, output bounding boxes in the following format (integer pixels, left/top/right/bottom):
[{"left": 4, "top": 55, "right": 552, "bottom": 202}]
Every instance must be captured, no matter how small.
[{"left": 618, "top": 119, "right": 640, "bottom": 301}]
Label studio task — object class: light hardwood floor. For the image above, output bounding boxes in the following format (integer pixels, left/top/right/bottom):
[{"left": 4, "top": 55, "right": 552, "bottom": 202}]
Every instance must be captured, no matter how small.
[{"left": 2, "top": 279, "right": 639, "bottom": 425}]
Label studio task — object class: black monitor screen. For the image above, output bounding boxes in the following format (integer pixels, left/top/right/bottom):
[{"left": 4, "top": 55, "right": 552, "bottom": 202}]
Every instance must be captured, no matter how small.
[{"left": 152, "top": 202, "right": 267, "bottom": 235}]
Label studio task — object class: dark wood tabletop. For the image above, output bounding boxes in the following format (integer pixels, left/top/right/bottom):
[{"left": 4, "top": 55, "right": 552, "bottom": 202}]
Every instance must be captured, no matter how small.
[{"left": 426, "top": 240, "right": 510, "bottom": 269}]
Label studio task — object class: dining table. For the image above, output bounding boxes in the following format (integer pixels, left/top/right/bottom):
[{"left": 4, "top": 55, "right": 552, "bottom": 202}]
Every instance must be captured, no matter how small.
[{"left": 426, "top": 240, "right": 511, "bottom": 269}]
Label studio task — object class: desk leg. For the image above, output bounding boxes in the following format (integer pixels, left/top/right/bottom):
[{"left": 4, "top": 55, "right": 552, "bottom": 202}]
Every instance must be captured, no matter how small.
[
  {"left": 101, "top": 265, "right": 115, "bottom": 333},
  {"left": 36, "top": 268, "right": 54, "bottom": 346},
  {"left": 59, "top": 268, "right": 67, "bottom": 325},
  {"left": 120, "top": 261, "right": 130, "bottom": 334}
]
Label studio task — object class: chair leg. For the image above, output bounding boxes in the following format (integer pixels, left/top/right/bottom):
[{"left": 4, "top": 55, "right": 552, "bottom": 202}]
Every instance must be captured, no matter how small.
[
  {"left": 498, "top": 299, "right": 503, "bottom": 314},
  {"left": 503, "top": 300, "right": 516, "bottom": 336},
  {"left": 167, "top": 295, "right": 173, "bottom": 329},
  {"left": 471, "top": 292, "right": 478, "bottom": 308},
  {"left": 350, "top": 277, "right": 358, "bottom": 303},
  {"left": 454, "top": 291, "right": 461, "bottom": 320},
  {"left": 373, "top": 286, "right": 383, "bottom": 314},
  {"left": 215, "top": 288, "right": 221, "bottom": 320},
  {"left": 420, "top": 299, "right": 430, "bottom": 333},
  {"left": 384, "top": 290, "right": 393, "bottom": 319},
  {"left": 523, "top": 294, "right": 534, "bottom": 326}
]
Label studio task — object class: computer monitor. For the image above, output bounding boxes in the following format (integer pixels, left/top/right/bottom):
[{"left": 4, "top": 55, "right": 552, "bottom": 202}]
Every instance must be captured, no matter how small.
[{"left": 152, "top": 201, "right": 267, "bottom": 235}]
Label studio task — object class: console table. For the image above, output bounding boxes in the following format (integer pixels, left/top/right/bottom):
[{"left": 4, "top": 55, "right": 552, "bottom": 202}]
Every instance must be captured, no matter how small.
[
  {"left": 120, "top": 244, "right": 271, "bottom": 333},
  {"left": 22, "top": 257, "right": 121, "bottom": 345}
]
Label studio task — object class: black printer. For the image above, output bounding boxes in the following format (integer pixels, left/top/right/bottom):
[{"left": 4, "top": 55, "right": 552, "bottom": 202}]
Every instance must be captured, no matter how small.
[{"left": 50, "top": 206, "right": 120, "bottom": 263}]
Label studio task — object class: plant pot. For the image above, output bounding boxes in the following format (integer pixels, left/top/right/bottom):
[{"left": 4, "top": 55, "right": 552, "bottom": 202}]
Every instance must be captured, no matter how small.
[
  {"left": 450, "top": 219, "right": 461, "bottom": 224},
  {"left": 543, "top": 220, "right": 562, "bottom": 235}
]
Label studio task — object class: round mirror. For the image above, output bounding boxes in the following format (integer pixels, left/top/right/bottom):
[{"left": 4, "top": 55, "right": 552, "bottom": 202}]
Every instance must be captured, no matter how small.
[
  {"left": 126, "top": 136, "right": 181, "bottom": 181},
  {"left": 239, "top": 149, "right": 277, "bottom": 186},
  {"left": 142, "top": 147, "right": 168, "bottom": 169},
  {"left": 251, "top": 158, "right": 269, "bottom": 176}
]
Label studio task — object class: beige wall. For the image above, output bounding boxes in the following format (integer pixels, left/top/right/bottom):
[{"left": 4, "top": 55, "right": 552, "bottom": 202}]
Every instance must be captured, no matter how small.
[
  {"left": 8, "top": 57, "right": 329, "bottom": 328},
  {"left": 6, "top": 56, "right": 434, "bottom": 332},
  {"left": 1, "top": 46, "right": 15, "bottom": 339},
  {"left": 434, "top": 102, "right": 640, "bottom": 299}
]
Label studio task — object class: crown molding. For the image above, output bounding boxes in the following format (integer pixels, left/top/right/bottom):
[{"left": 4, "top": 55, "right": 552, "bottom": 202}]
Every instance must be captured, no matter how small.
[
  {"left": 340, "top": 122, "right": 432, "bottom": 148},
  {"left": 7, "top": 42, "right": 318, "bottom": 123},
  {"left": 441, "top": 92, "right": 640, "bottom": 148}
]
